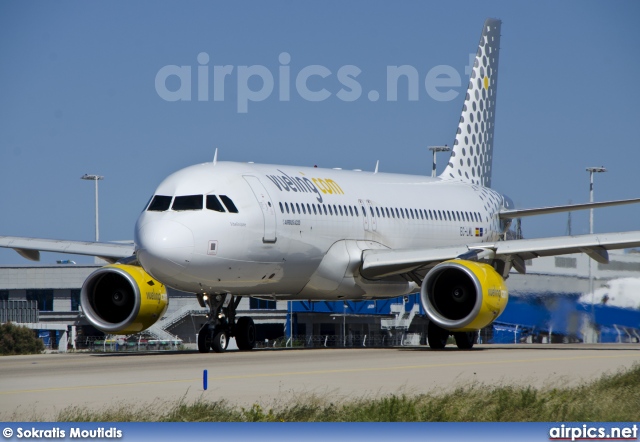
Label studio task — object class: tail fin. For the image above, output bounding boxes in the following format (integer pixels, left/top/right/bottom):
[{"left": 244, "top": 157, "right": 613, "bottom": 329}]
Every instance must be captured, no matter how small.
[{"left": 441, "top": 18, "right": 501, "bottom": 188}]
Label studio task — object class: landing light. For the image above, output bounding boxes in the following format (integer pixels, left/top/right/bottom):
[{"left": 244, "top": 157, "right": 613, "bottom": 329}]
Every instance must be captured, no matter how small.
[{"left": 202, "top": 294, "right": 208, "bottom": 301}]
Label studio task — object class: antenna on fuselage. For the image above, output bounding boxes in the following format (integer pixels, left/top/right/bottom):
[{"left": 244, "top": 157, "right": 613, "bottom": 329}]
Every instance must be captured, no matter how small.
[
  {"left": 213, "top": 148, "right": 218, "bottom": 166},
  {"left": 374, "top": 160, "right": 379, "bottom": 174}
]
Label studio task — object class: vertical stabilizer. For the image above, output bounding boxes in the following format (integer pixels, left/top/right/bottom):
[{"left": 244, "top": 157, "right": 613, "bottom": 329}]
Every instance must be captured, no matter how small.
[{"left": 441, "top": 18, "right": 501, "bottom": 188}]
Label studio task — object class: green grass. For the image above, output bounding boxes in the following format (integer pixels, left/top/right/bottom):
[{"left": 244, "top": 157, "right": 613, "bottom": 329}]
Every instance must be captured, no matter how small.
[{"left": 19, "top": 365, "right": 640, "bottom": 422}]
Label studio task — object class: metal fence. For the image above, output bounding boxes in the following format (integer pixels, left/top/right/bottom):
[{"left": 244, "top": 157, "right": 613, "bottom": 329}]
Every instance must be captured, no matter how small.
[
  {"left": 74, "top": 335, "right": 183, "bottom": 352},
  {"left": 255, "top": 333, "right": 424, "bottom": 349}
]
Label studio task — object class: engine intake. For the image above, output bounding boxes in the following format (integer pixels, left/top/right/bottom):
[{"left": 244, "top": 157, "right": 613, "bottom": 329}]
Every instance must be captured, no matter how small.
[
  {"left": 420, "top": 259, "right": 508, "bottom": 332},
  {"left": 81, "top": 264, "right": 168, "bottom": 334}
]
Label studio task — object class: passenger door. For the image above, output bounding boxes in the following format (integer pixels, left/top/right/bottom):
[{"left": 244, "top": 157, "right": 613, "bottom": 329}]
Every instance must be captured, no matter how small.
[{"left": 243, "top": 175, "right": 277, "bottom": 243}]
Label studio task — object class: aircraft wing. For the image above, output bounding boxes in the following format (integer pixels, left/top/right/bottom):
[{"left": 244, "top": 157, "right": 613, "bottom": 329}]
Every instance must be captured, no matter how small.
[
  {"left": 0, "top": 236, "right": 134, "bottom": 264},
  {"left": 361, "top": 231, "right": 640, "bottom": 279}
]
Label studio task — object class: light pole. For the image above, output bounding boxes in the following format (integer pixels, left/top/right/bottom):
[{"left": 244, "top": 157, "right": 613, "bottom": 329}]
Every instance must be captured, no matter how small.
[
  {"left": 586, "top": 166, "right": 606, "bottom": 333},
  {"left": 428, "top": 145, "right": 450, "bottom": 177},
  {"left": 81, "top": 174, "right": 104, "bottom": 242}
]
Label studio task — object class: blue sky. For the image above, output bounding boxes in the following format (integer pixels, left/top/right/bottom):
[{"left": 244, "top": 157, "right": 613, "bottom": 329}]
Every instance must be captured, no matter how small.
[{"left": 1, "top": 1, "right": 639, "bottom": 265}]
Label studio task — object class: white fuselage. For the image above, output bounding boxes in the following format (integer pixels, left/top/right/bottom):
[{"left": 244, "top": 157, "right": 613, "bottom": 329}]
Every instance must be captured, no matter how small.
[{"left": 134, "top": 161, "right": 505, "bottom": 299}]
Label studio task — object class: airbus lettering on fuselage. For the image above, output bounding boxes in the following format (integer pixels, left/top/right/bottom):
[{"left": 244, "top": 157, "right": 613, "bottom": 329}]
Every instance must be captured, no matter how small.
[{"left": 265, "top": 169, "right": 344, "bottom": 203}]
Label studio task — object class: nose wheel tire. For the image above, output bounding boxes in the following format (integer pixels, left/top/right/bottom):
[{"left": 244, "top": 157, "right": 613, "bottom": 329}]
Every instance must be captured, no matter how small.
[
  {"left": 427, "top": 322, "right": 450, "bottom": 349},
  {"left": 235, "top": 317, "right": 256, "bottom": 351},
  {"left": 211, "top": 330, "right": 228, "bottom": 353}
]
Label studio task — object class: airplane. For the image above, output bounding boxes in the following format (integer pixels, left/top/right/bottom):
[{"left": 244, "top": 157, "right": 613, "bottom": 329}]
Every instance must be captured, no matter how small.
[{"left": 3, "top": 18, "right": 640, "bottom": 353}]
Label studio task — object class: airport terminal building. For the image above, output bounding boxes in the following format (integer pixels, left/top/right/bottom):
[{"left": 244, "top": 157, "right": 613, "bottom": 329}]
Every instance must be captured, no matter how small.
[{"left": 2, "top": 250, "right": 640, "bottom": 350}]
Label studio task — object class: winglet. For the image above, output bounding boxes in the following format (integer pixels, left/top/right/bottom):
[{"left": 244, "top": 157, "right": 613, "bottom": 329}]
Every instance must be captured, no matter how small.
[
  {"left": 213, "top": 148, "right": 218, "bottom": 166},
  {"left": 374, "top": 160, "right": 379, "bottom": 174}
]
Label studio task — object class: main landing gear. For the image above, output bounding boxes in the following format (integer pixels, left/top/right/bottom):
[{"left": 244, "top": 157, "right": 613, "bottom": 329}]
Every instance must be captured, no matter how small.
[
  {"left": 197, "top": 294, "right": 256, "bottom": 353},
  {"left": 427, "top": 321, "right": 476, "bottom": 350}
]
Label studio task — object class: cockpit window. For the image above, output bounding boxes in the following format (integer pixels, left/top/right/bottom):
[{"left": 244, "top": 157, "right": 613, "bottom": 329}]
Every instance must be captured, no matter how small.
[
  {"left": 206, "top": 195, "right": 225, "bottom": 212},
  {"left": 172, "top": 195, "right": 203, "bottom": 211},
  {"left": 147, "top": 195, "right": 172, "bottom": 212},
  {"left": 219, "top": 195, "right": 238, "bottom": 213}
]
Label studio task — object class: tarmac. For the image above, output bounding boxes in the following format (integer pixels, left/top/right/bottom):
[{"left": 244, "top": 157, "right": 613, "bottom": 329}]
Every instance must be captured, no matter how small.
[{"left": 1, "top": 344, "right": 639, "bottom": 420}]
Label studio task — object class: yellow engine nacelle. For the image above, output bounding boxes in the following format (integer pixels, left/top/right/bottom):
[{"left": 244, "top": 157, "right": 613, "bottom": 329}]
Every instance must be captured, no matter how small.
[
  {"left": 420, "top": 259, "right": 508, "bottom": 332},
  {"left": 80, "top": 264, "right": 168, "bottom": 334}
]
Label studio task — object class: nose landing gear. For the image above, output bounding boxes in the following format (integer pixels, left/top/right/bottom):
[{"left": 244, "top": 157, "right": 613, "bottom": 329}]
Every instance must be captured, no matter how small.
[{"left": 197, "top": 294, "right": 257, "bottom": 353}]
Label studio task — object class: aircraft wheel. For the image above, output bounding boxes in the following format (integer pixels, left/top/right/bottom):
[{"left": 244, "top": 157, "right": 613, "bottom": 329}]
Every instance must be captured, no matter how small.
[
  {"left": 197, "top": 325, "right": 212, "bottom": 353},
  {"left": 235, "top": 317, "right": 256, "bottom": 351},
  {"left": 428, "top": 322, "right": 449, "bottom": 349},
  {"left": 454, "top": 331, "right": 476, "bottom": 350},
  {"left": 211, "top": 329, "right": 228, "bottom": 353}
]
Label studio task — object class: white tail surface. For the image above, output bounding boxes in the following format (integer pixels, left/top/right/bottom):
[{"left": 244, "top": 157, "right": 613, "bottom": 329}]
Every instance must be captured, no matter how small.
[{"left": 441, "top": 18, "right": 501, "bottom": 188}]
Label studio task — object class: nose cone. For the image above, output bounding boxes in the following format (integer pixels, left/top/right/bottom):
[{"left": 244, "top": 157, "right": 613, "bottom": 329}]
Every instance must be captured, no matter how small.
[{"left": 136, "top": 220, "right": 194, "bottom": 280}]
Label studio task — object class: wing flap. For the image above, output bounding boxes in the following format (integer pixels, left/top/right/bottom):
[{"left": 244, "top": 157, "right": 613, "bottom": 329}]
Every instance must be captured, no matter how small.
[
  {"left": 0, "top": 236, "right": 134, "bottom": 262},
  {"left": 361, "top": 245, "right": 470, "bottom": 279}
]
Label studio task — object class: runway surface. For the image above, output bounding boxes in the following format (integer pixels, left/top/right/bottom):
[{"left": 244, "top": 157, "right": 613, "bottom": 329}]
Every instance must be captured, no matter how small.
[{"left": 1, "top": 344, "right": 639, "bottom": 419}]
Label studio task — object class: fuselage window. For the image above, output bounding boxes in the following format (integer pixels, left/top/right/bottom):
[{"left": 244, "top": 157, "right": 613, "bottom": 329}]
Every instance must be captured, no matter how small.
[
  {"left": 278, "top": 202, "right": 284, "bottom": 213},
  {"left": 333, "top": 205, "right": 338, "bottom": 215},
  {"left": 295, "top": 203, "right": 300, "bottom": 214},
  {"left": 285, "top": 203, "right": 290, "bottom": 214},
  {"left": 172, "top": 195, "right": 203, "bottom": 211},
  {"left": 323, "top": 205, "right": 328, "bottom": 215},
  {"left": 343, "top": 205, "right": 348, "bottom": 216},
  {"left": 206, "top": 195, "right": 226, "bottom": 212},
  {"left": 307, "top": 203, "right": 311, "bottom": 214},
  {"left": 437, "top": 210, "right": 442, "bottom": 220},
  {"left": 147, "top": 195, "right": 173, "bottom": 212},
  {"left": 328, "top": 205, "right": 333, "bottom": 215},
  {"left": 349, "top": 206, "right": 354, "bottom": 216},
  {"left": 313, "top": 204, "right": 317, "bottom": 215},
  {"left": 302, "top": 204, "right": 306, "bottom": 214},
  {"left": 219, "top": 195, "right": 239, "bottom": 213},
  {"left": 428, "top": 210, "right": 433, "bottom": 220},
  {"left": 361, "top": 206, "right": 366, "bottom": 217},
  {"left": 410, "top": 209, "right": 415, "bottom": 219},
  {"left": 400, "top": 209, "right": 405, "bottom": 219}
]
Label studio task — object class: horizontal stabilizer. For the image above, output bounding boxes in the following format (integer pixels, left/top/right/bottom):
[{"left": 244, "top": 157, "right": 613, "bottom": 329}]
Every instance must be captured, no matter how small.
[{"left": 499, "top": 197, "right": 640, "bottom": 219}]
